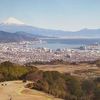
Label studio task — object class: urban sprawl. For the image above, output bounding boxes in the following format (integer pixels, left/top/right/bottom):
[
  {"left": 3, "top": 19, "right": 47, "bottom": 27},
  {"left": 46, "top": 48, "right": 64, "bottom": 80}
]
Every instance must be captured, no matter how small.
[{"left": 0, "top": 41, "right": 100, "bottom": 64}]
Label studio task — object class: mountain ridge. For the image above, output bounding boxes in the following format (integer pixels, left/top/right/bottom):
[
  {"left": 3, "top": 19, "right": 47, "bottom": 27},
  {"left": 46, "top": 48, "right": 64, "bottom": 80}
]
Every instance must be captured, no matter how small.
[
  {"left": 0, "top": 17, "right": 100, "bottom": 38},
  {"left": 0, "top": 31, "right": 39, "bottom": 42}
]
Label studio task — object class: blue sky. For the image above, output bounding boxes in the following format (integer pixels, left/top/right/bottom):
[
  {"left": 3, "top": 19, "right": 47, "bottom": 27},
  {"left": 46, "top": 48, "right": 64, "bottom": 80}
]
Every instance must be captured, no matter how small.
[{"left": 0, "top": 0, "right": 100, "bottom": 31}]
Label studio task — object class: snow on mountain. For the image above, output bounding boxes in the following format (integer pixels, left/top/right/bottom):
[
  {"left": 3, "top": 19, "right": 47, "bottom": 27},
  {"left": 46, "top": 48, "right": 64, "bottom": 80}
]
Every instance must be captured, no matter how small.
[
  {"left": 2, "top": 17, "right": 25, "bottom": 25},
  {"left": 0, "top": 17, "right": 100, "bottom": 38}
]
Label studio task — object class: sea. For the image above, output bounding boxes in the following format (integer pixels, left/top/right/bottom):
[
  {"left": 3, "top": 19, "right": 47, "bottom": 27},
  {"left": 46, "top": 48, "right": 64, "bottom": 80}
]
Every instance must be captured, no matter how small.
[{"left": 31, "top": 38, "right": 100, "bottom": 50}]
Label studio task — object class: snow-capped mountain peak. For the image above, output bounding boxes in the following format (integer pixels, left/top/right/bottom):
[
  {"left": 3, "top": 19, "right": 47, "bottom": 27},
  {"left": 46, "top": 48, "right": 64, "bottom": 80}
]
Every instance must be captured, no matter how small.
[{"left": 2, "top": 17, "right": 25, "bottom": 25}]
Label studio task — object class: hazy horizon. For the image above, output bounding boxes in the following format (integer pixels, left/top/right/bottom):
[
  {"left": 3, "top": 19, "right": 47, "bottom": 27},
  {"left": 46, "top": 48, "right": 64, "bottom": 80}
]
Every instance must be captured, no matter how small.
[{"left": 0, "top": 0, "right": 100, "bottom": 31}]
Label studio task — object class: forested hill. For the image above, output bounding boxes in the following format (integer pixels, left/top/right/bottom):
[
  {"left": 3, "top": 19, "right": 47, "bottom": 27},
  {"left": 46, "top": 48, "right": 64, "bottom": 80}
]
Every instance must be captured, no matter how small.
[{"left": 0, "top": 31, "right": 38, "bottom": 42}]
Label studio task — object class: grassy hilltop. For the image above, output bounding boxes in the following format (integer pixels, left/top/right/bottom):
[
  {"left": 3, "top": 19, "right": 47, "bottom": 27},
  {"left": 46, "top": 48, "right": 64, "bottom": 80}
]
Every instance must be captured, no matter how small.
[{"left": 0, "top": 61, "right": 100, "bottom": 100}]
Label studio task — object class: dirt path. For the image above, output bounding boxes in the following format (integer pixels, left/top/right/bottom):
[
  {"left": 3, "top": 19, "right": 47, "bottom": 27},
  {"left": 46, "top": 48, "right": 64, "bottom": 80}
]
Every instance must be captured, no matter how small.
[{"left": 0, "top": 81, "right": 63, "bottom": 100}]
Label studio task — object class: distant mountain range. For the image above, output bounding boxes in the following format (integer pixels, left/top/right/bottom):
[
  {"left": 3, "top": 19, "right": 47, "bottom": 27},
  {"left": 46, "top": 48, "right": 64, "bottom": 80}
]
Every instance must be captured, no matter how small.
[{"left": 0, "top": 17, "right": 100, "bottom": 42}]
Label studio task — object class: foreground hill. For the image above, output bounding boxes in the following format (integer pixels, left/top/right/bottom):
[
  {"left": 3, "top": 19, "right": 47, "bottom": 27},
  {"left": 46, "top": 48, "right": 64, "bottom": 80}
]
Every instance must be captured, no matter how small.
[
  {"left": 0, "top": 81, "right": 62, "bottom": 100},
  {"left": 0, "top": 61, "right": 100, "bottom": 100}
]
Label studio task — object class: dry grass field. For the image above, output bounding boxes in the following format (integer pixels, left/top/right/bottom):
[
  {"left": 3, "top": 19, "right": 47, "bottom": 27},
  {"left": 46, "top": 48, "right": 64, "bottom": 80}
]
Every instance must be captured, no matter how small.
[
  {"left": 36, "top": 63, "right": 98, "bottom": 73},
  {"left": 36, "top": 63, "right": 100, "bottom": 78}
]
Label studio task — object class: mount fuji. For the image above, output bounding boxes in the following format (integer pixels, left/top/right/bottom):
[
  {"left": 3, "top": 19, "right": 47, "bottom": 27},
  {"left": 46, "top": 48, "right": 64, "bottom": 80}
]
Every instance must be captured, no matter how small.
[
  {"left": 0, "top": 17, "right": 100, "bottom": 39},
  {"left": 0, "top": 17, "right": 54, "bottom": 38},
  {"left": 0, "top": 17, "right": 44, "bottom": 42},
  {"left": 0, "top": 17, "right": 38, "bottom": 34},
  {"left": 1, "top": 17, "right": 25, "bottom": 25}
]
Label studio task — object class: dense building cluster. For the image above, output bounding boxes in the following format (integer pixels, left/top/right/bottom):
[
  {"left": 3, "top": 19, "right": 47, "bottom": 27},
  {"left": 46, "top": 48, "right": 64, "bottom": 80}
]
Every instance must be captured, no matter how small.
[{"left": 0, "top": 42, "right": 100, "bottom": 64}]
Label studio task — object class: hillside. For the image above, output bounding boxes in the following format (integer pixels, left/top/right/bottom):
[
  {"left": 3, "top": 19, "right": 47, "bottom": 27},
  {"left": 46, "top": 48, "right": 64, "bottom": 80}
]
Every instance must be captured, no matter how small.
[
  {"left": 0, "top": 31, "right": 39, "bottom": 42},
  {"left": 0, "top": 61, "right": 100, "bottom": 100},
  {"left": 0, "top": 81, "right": 62, "bottom": 100}
]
